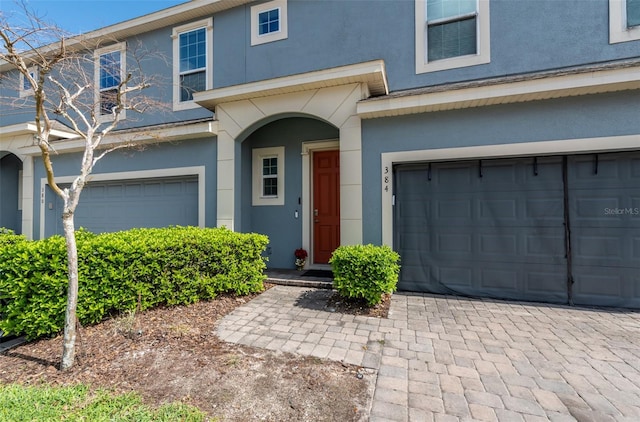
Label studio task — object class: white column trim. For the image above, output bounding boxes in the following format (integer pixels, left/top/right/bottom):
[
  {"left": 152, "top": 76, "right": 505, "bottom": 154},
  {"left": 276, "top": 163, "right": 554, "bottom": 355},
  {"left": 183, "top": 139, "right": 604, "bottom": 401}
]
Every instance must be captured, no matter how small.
[{"left": 20, "top": 156, "right": 34, "bottom": 239}]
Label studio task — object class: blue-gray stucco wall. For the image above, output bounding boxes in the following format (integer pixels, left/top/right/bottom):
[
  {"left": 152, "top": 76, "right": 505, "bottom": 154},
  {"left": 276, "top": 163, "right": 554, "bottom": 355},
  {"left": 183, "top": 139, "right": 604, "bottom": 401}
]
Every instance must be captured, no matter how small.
[
  {"left": 3, "top": 1, "right": 640, "bottom": 127},
  {"left": 214, "top": 0, "right": 640, "bottom": 92},
  {"left": 0, "top": 153, "right": 22, "bottom": 233},
  {"left": 32, "top": 137, "right": 217, "bottom": 239},
  {"left": 240, "top": 116, "right": 338, "bottom": 268},
  {"left": 361, "top": 90, "right": 640, "bottom": 244}
]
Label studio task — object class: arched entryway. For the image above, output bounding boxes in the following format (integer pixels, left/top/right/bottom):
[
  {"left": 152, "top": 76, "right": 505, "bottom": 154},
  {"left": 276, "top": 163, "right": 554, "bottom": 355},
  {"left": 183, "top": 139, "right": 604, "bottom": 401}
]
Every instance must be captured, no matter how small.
[
  {"left": 238, "top": 116, "right": 340, "bottom": 268},
  {"left": 193, "top": 61, "right": 389, "bottom": 269},
  {"left": 0, "top": 152, "right": 23, "bottom": 234}
]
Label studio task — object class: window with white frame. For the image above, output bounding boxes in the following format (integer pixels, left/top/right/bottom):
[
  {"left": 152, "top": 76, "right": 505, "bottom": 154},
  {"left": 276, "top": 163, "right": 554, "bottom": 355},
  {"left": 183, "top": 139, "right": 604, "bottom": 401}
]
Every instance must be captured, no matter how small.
[
  {"left": 251, "top": 0, "right": 288, "bottom": 46},
  {"left": 610, "top": 0, "right": 640, "bottom": 43},
  {"left": 172, "top": 18, "right": 213, "bottom": 110},
  {"left": 252, "top": 146, "right": 285, "bottom": 206},
  {"left": 94, "top": 43, "right": 126, "bottom": 120},
  {"left": 19, "top": 66, "right": 38, "bottom": 97},
  {"left": 415, "top": 0, "right": 490, "bottom": 74}
]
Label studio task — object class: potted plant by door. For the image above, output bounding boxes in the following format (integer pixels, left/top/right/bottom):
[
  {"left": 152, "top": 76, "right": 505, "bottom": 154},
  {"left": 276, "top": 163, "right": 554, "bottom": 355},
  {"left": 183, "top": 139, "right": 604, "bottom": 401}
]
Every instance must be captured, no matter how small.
[{"left": 294, "top": 248, "right": 308, "bottom": 270}]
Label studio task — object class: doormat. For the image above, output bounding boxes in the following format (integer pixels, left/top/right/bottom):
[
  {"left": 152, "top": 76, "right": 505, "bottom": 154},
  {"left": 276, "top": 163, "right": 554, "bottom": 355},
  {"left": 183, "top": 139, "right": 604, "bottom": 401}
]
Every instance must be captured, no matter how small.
[{"left": 302, "top": 270, "right": 334, "bottom": 278}]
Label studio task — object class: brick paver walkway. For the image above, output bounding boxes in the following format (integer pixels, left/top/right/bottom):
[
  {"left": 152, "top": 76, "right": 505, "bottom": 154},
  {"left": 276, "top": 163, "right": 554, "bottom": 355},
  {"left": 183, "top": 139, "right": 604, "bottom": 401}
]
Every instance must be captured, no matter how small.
[{"left": 217, "top": 285, "right": 640, "bottom": 421}]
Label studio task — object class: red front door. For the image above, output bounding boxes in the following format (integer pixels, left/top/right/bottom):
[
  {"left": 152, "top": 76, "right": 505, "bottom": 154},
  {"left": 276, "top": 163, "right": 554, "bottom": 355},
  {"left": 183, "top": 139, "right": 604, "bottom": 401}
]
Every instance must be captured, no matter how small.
[{"left": 313, "top": 150, "right": 340, "bottom": 264}]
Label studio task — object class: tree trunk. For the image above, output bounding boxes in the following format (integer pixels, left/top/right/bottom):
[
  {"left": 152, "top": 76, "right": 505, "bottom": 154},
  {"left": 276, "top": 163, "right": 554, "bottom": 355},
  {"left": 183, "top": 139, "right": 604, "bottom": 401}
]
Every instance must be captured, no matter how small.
[{"left": 60, "top": 212, "right": 79, "bottom": 371}]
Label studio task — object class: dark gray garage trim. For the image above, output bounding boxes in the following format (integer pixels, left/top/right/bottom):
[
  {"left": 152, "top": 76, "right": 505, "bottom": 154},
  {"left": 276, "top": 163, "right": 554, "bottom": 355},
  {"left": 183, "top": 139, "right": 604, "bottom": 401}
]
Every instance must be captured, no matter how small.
[{"left": 394, "top": 151, "right": 640, "bottom": 308}]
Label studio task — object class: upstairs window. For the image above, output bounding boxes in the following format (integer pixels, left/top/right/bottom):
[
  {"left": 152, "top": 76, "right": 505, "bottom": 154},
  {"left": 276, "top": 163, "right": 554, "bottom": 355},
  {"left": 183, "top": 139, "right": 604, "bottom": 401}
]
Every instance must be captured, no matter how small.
[
  {"left": 172, "top": 18, "right": 212, "bottom": 110},
  {"left": 628, "top": 0, "right": 640, "bottom": 28},
  {"left": 427, "top": 0, "right": 477, "bottom": 61},
  {"left": 179, "top": 28, "right": 206, "bottom": 102},
  {"left": 259, "top": 8, "right": 280, "bottom": 36},
  {"left": 94, "top": 43, "right": 126, "bottom": 121},
  {"left": 19, "top": 66, "right": 38, "bottom": 97},
  {"left": 610, "top": 0, "right": 640, "bottom": 43},
  {"left": 99, "top": 51, "right": 121, "bottom": 114},
  {"left": 251, "top": 0, "right": 288, "bottom": 46},
  {"left": 415, "top": 0, "right": 490, "bottom": 74}
]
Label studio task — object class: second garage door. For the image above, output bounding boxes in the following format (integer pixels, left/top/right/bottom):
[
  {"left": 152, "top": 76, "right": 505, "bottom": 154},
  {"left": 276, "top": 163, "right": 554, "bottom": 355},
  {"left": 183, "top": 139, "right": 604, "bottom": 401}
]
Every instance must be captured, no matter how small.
[
  {"left": 46, "top": 175, "right": 199, "bottom": 237},
  {"left": 394, "top": 151, "right": 640, "bottom": 308}
]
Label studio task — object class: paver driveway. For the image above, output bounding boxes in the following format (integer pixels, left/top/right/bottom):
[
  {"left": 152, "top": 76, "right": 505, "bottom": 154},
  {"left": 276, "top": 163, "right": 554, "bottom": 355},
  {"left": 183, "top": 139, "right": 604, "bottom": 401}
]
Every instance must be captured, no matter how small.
[{"left": 217, "top": 286, "right": 640, "bottom": 421}]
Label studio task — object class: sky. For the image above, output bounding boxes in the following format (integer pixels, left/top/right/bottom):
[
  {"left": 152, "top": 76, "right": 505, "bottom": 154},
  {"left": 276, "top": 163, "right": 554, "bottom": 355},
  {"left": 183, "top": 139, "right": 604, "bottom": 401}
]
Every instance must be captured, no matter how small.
[{"left": 2, "top": 0, "right": 187, "bottom": 34}]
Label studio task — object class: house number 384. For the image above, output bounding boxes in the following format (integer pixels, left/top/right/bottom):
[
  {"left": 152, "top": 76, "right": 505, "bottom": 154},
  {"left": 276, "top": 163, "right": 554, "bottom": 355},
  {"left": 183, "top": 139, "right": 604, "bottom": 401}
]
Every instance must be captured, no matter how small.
[{"left": 384, "top": 166, "right": 390, "bottom": 192}]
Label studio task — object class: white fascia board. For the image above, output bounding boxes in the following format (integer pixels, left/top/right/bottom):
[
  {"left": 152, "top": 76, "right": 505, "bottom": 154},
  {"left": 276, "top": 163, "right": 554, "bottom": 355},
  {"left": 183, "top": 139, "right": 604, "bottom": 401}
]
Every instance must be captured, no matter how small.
[
  {"left": 18, "top": 120, "right": 218, "bottom": 156},
  {"left": 358, "top": 65, "right": 640, "bottom": 118},
  {"left": 194, "top": 60, "right": 388, "bottom": 109},
  {"left": 0, "top": 122, "right": 76, "bottom": 140}
]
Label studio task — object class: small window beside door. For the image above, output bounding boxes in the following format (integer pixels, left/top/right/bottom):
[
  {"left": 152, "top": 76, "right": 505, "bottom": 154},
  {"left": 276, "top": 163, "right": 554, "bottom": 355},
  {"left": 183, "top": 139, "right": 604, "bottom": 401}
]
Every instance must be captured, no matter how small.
[{"left": 252, "top": 146, "right": 285, "bottom": 206}]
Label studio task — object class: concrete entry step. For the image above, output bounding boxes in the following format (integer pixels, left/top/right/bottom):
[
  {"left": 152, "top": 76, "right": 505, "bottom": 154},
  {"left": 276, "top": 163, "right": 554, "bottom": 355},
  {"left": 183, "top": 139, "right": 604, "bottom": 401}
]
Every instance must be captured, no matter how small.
[{"left": 265, "top": 269, "right": 333, "bottom": 289}]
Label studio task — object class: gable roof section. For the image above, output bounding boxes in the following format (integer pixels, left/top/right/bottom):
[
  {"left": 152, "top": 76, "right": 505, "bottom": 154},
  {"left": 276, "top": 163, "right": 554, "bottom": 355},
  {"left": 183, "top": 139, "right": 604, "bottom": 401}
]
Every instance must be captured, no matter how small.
[
  {"left": 194, "top": 60, "right": 389, "bottom": 110},
  {"left": 357, "top": 58, "right": 640, "bottom": 118},
  {"left": 80, "top": 0, "right": 253, "bottom": 43},
  {"left": 0, "top": 0, "right": 253, "bottom": 71}
]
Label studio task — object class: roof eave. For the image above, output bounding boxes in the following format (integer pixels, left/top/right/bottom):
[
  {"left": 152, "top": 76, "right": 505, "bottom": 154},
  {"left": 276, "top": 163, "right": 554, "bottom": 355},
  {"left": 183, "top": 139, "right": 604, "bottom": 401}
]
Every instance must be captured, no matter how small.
[{"left": 357, "top": 60, "right": 640, "bottom": 119}]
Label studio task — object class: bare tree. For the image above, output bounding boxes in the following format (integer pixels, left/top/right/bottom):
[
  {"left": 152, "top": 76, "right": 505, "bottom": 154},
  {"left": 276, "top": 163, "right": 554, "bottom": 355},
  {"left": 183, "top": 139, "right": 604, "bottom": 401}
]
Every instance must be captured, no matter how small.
[{"left": 1, "top": 4, "right": 163, "bottom": 370}]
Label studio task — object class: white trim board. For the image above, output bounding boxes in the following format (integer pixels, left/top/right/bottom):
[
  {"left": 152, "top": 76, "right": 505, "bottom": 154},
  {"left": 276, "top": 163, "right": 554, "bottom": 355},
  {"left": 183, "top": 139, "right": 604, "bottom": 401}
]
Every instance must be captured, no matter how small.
[
  {"left": 39, "top": 166, "right": 205, "bottom": 239},
  {"left": 380, "top": 134, "right": 640, "bottom": 247},
  {"left": 19, "top": 120, "right": 218, "bottom": 156}
]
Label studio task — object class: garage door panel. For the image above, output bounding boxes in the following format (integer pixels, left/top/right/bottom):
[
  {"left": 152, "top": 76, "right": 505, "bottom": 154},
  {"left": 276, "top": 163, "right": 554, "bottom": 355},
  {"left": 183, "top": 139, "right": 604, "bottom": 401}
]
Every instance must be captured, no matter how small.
[
  {"left": 573, "top": 266, "right": 640, "bottom": 308},
  {"left": 569, "top": 152, "right": 640, "bottom": 307},
  {"left": 395, "top": 158, "right": 566, "bottom": 303},
  {"left": 48, "top": 176, "right": 198, "bottom": 236},
  {"left": 526, "top": 271, "right": 567, "bottom": 294},
  {"left": 395, "top": 152, "right": 638, "bottom": 308}
]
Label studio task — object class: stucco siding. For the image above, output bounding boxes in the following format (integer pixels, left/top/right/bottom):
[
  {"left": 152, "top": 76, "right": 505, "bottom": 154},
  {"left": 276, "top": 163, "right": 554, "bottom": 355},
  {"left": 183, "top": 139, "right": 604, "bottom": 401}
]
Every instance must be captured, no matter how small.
[
  {"left": 212, "top": 0, "right": 640, "bottom": 92},
  {"left": 361, "top": 90, "right": 640, "bottom": 244},
  {"left": 32, "top": 137, "right": 216, "bottom": 239}
]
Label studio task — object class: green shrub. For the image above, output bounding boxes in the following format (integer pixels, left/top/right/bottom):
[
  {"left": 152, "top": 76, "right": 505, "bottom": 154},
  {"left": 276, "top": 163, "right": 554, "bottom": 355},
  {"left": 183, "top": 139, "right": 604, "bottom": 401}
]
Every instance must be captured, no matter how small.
[
  {"left": 0, "top": 226, "right": 268, "bottom": 340},
  {"left": 329, "top": 244, "right": 400, "bottom": 306},
  {"left": 0, "top": 227, "right": 26, "bottom": 247}
]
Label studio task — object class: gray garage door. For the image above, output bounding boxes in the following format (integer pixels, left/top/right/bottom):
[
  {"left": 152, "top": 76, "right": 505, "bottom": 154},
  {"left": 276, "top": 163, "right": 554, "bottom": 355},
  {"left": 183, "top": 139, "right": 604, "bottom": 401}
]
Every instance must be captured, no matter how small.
[
  {"left": 394, "top": 152, "right": 640, "bottom": 308},
  {"left": 46, "top": 176, "right": 198, "bottom": 236},
  {"left": 569, "top": 153, "right": 640, "bottom": 308}
]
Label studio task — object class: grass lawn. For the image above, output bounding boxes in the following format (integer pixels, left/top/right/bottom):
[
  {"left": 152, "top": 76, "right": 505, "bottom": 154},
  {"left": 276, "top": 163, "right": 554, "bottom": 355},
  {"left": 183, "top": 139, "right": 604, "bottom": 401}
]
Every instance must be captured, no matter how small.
[{"left": 0, "top": 384, "right": 206, "bottom": 422}]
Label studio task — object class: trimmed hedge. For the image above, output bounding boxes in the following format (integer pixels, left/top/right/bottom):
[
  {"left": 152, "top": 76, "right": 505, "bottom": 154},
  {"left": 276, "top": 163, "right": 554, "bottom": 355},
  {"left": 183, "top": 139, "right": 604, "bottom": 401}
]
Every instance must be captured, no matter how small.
[
  {"left": 0, "top": 226, "right": 268, "bottom": 340},
  {"left": 329, "top": 244, "right": 400, "bottom": 306},
  {"left": 0, "top": 228, "right": 26, "bottom": 247}
]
